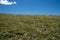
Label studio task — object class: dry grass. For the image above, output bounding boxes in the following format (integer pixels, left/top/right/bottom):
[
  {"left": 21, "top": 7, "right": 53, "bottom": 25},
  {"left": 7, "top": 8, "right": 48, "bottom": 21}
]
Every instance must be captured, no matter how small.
[{"left": 0, "top": 14, "right": 60, "bottom": 40}]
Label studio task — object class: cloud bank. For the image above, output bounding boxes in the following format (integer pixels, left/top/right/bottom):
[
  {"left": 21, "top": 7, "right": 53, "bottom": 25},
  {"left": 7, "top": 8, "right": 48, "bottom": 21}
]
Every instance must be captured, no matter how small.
[{"left": 0, "top": 0, "right": 16, "bottom": 5}]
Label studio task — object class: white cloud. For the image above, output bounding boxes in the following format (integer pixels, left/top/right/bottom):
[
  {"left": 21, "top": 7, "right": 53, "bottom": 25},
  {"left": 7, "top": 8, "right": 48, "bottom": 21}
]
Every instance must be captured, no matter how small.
[{"left": 0, "top": 0, "right": 16, "bottom": 5}]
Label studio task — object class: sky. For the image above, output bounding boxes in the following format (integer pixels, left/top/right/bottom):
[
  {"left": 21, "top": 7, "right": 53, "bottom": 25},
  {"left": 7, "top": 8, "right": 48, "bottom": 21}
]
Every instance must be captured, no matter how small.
[{"left": 0, "top": 0, "right": 60, "bottom": 15}]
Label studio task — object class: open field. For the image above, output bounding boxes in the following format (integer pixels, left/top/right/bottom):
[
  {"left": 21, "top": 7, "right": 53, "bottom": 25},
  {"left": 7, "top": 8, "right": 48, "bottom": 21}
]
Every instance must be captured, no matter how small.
[{"left": 0, "top": 13, "right": 60, "bottom": 40}]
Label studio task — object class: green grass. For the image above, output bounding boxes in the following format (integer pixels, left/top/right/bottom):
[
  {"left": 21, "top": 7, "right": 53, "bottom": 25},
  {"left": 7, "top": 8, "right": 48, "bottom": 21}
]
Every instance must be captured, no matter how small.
[{"left": 0, "top": 13, "right": 60, "bottom": 40}]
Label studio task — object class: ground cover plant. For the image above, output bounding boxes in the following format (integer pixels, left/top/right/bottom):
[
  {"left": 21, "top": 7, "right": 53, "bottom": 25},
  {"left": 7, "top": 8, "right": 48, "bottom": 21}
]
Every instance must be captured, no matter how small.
[{"left": 0, "top": 13, "right": 60, "bottom": 40}]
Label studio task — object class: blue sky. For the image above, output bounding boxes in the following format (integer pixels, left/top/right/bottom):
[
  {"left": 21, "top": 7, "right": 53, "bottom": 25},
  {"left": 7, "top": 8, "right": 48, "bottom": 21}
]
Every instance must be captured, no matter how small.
[{"left": 0, "top": 0, "right": 60, "bottom": 15}]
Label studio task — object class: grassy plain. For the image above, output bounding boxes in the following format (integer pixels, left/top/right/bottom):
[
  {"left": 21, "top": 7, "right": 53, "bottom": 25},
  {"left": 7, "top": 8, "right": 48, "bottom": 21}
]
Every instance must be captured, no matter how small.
[{"left": 0, "top": 13, "right": 60, "bottom": 40}]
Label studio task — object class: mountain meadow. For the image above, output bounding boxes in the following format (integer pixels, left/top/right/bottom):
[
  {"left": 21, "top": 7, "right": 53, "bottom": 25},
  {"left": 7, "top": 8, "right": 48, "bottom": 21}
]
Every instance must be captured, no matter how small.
[{"left": 0, "top": 13, "right": 60, "bottom": 40}]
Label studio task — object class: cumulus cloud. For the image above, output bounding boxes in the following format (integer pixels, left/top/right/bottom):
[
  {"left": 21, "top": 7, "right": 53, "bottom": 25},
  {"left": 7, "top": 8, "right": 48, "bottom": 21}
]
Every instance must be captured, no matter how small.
[{"left": 0, "top": 0, "right": 16, "bottom": 5}]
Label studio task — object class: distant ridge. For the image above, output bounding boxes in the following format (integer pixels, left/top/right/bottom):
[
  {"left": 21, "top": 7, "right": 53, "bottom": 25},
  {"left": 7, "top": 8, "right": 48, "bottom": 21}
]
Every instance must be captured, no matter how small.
[{"left": 0, "top": 12, "right": 60, "bottom": 16}]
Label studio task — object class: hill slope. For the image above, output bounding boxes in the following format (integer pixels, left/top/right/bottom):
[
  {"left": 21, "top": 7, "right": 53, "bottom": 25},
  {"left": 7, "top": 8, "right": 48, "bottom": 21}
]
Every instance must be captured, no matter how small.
[{"left": 0, "top": 14, "right": 60, "bottom": 40}]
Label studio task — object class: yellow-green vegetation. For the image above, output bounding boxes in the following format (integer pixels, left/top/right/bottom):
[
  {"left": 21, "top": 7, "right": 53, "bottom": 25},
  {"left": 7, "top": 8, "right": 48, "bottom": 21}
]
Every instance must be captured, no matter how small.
[{"left": 0, "top": 13, "right": 60, "bottom": 40}]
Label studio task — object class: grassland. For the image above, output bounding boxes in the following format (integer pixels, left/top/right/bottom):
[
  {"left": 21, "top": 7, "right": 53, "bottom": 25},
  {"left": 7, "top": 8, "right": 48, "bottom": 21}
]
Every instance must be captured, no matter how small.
[{"left": 0, "top": 13, "right": 60, "bottom": 40}]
